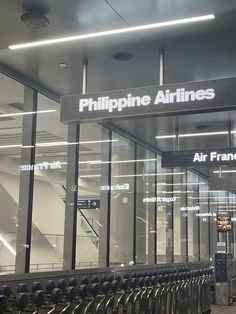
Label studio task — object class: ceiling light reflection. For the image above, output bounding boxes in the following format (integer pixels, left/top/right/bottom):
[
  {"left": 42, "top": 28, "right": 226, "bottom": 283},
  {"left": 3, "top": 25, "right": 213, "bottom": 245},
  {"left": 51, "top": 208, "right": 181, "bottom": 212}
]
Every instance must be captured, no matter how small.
[
  {"left": 156, "top": 131, "right": 228, "bottom": 139},
  {"left": 0, "top": 109, "right": 56, "bottom": 119},
  {"left": 113, "top": 172, "right": 184, "bottom": 178}
]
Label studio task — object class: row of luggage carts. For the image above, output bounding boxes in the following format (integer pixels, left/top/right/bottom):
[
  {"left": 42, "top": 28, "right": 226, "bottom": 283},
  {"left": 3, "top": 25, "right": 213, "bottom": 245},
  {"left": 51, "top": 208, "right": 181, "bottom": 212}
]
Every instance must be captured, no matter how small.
[{"left": 0, "top": 267, "right": 213, "bottom": 314}]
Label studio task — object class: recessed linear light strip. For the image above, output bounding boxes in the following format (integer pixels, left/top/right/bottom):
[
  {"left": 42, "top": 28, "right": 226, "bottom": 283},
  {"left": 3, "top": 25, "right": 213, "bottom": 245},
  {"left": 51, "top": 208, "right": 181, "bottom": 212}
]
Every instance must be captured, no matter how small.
[
  {"left": 36, "top": 139, "right": 118, "bottom": 147},
  {"left": 0, "top": 139, "right": 117, "bottom": 149},
  {"left": 213, "top": 170, "right": 236, "bottom": 174},
  {"left": 79, "top": 174, "right": 101, "bottom": 178},
  {"left": 156, "top": 131, "right": 229, "bottom": 139},
  {"left": 61, "top": 158, "right": 157, "bottom": 165},
  {"left": 88, "top": 158, "right": 157, "bottom": 164},
  {"left": 160, "top": 191, "right": 193, "bottom": 194},
  {"left": 9, "top": 15, "right": 215, "bottom": 50},
  {"left": 113, "top": 172, "right": 185, "bottom": 178},
  {"left": 158, "top": 182, "right": 205, "bottom": 186},
  {"left": 0, "top": 109, "right": 56, "bottom": 118},
  {"left": 189, "top": 196, "right": 234, "bottom": 200}
]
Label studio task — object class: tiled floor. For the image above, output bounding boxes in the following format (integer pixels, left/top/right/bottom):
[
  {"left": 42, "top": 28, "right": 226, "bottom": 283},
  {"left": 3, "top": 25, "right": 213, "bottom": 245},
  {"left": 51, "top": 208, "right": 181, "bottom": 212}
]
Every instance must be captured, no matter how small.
[{"left": 212, "top": 304, "right": 236, "bottom": 313}]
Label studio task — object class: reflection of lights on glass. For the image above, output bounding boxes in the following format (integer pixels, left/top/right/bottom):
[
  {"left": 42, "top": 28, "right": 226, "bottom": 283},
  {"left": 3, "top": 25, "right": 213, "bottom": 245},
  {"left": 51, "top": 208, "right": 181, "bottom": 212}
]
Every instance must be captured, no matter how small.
[
  {"left": 79, "top": 175, "right": 101, "bottom": 178},
  {"left": 0, "top": 236, "right": 16, "bottom": 256},
  {"left": 213, "top": 170, "right": 236, "bottom": 174},
  {"left": 113, "top": 172, "right": 184, "bottom": 178},
  {"left": 156, "top": 131, "right": 228, "bottom": 139},
  {"left": 150, "top": 230, "right": 156, "bottom": 234},
  {"left": 157, "top": 182, "right": 205, "bottom": 186},
  {"left": 0, "top": 109, "right": 56, "bottom": 119},
  {"left": 160, "top": 191, "right": 193, "bottom": 194}
]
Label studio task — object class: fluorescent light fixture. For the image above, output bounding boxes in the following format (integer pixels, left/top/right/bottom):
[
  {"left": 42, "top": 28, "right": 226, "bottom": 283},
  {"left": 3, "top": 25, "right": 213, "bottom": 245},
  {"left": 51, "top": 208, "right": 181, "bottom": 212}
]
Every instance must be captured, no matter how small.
[
  {"left": 213, "top": 170, "right": 236, "bottom": 174},
  {"left": 156, "top": 135, "right": 176, "bottom": 139},
  {"left": 156, "top": 131, "right": 228, "bottom": 139},
  {"left": 113, "top": 172, "right": 185, "bottom": 178},
  {"left": 0, "top": 109, "right": 56, "bottom": 118},
  {"left": 89, "top": 158, "right": 157, "bottom": 164},
  {"left": 203, "top": 190, "right": 226, "bottom": 193},
  {"left": 179, "top": 131, "right": 228, "bottom": 137},
  {"left": 36, "top": 141, "right": 78, "bottom": 147},
  {"left": 189, "top": 196, "right": 234, "bottom": 200},
  {"left": 0, "top": 144, "right": 22, "bottom": 149},
  {"left": 157, "top": 182, "right": 205, "bottom": 186},
  {"left": 63, "top": 158, "right": 157, "bottom": 165},
  {"left": 79, "top": 174, "right": 101, "bottom": 178},
  {"left": 9, "top": 15, "right": 215, "bottom": 50},
  {"left": 80, "top": 139, "right": 118, "bottom": 144},
  {"left": 80, "top": 160, "right": 101, "bottom": 164},
  {"left": 36, "top": 139, "right": 117, "bottom": 147},
  {"left": 160, "top": 190, "right": 193, "bottom": 194}
]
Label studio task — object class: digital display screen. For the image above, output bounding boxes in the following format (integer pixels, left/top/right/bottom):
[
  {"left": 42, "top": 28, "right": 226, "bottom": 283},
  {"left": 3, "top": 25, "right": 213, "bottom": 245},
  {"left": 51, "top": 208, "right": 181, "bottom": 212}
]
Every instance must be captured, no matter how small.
[{"left": 217, "top": 213, "right": 232, "bottom": 232}]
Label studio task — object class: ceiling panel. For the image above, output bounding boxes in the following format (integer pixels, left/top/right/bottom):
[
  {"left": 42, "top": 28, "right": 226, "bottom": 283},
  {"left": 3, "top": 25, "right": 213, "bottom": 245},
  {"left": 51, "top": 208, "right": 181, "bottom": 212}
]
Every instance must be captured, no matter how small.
[
  {"left": 0, "top": 0, "right": 235, "bottom": 96},
  {"left": 109, "top": 110, "right": 236, "bottom": 152}
]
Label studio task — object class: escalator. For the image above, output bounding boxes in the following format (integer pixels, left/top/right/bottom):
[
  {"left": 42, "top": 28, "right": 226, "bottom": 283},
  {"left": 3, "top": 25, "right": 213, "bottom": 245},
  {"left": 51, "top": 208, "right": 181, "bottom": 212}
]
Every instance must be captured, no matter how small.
[{"left": 61, "top": 185, "right": 99, "bottom": 248}]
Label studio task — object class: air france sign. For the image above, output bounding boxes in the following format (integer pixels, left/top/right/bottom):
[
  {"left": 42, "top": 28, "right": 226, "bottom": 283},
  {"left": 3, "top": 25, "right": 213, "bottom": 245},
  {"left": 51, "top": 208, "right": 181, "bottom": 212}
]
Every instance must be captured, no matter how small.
[
  {"left": 61, "top": 77, "right": 236, "bottom": 123},
  {"left": 162, "top": 149, "right": 236, "bottom": 168},
  {"left": 193, "top": 151, "right": 236, "bottom": 163}
]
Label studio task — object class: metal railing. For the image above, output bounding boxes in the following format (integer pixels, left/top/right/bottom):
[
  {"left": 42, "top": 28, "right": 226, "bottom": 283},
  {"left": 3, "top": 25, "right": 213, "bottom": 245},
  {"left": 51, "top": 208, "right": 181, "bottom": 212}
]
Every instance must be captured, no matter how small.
[{"left": 0, "top": 261, "right": 99, "bottom": 273}]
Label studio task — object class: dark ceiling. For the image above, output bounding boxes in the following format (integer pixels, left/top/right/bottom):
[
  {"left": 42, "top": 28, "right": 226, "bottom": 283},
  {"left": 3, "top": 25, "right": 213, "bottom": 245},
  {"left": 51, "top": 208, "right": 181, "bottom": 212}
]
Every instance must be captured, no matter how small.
[
  {"left": 1, "top": 0, "right": 236, "bottom": 154},
  {"left": 1, "top": 0, "right": 236, "bottom": 95}
]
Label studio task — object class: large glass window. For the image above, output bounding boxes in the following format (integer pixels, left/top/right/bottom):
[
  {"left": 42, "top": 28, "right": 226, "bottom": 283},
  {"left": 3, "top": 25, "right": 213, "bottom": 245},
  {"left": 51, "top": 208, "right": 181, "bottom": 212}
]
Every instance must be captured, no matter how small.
[
  {"left": 173, "top": 169, "right": 187, "bottom": 262},
  {"left": 109, "top": 134, "right": 135, "bottom": 266},
  {"left": 156, "top": 156, "right": 173, "bottom": 263},
  {"left": 30, "top": 94, "right": 67, "bottom": 272},
  {"left": 187, "top": 171, "right": 199, "bottom": 262},
  {"left": 0, "top": 74, "right": 24, "bottom": 274},
  {"left": 76, "top": 124, "right": 109, "bottom": 268},
  {"left": 136, "top": 146, "right": 156, "bottom": 265},
  {"left": 209, "top": 191, "right": 218, "bottom": 260},
  {"left": 199, "top": 177, "right": 210, "bottom": 261}
]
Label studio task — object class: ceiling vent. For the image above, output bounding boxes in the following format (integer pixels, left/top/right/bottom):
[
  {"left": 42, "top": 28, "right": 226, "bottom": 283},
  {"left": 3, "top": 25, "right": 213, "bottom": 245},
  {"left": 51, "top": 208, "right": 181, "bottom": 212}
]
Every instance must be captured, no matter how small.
[
  {"left": 21, "top": 11, "right": 50, "bottom": 29},
  {"left": 112, "top": 52, "right": 133, "bottom": 61}
]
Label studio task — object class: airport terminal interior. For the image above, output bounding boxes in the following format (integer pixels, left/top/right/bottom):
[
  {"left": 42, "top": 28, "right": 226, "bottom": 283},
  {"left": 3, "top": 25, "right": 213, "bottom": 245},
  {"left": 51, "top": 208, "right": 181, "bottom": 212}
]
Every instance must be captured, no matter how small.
[{"left": 1, "top": 0, "right": 236, "bottom": 313}]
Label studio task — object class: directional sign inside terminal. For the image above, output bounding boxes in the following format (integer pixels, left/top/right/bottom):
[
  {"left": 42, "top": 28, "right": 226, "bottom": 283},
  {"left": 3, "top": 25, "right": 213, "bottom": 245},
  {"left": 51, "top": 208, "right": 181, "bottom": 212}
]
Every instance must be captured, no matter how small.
[
  {"left": 61, "top": 77, "right": 236, "bottom": 123},
  {"left": 77, "top": 199, "right": 100, "bottom": 209}
]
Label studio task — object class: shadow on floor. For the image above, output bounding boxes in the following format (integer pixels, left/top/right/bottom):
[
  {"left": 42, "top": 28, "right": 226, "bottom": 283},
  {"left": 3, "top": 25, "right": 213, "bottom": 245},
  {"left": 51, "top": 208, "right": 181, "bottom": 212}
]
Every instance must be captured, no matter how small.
[{"left": 212, "top": 304, "right": 236, "bottom": 313}]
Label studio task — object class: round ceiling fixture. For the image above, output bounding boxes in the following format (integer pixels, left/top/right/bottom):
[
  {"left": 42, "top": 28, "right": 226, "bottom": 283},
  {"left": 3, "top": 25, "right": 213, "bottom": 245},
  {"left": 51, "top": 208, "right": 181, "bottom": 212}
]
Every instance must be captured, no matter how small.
[
  {"left": 59, "top": 63, "right": 67, "bottom": 68},
  {"left": 112, "top": 52, "right": 133, "bottom": 61},
  {"left": 196, "top": 125, "right": 208, "bottom": 129},
  {"left": 21, "top": 11, "right": 50, "bottom": 29}
]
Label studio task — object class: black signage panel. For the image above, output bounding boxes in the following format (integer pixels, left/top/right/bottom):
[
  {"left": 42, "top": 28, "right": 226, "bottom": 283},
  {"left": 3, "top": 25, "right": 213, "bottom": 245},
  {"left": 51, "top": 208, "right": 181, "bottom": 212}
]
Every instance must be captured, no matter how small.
[
  {"left": 61, "top": 77, "right": 236, "bottom": 123},
  {"left": 77, "top": 199, "right": 100, "bottom": 209},
  {"left": 162, "top": 148, "right": 236, "bottom": 168}
]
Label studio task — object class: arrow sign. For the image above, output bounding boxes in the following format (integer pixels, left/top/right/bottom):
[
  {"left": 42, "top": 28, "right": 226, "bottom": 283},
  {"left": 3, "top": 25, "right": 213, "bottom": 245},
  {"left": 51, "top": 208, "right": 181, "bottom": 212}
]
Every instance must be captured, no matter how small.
[{"left": 77, "top": 199, "right": 100, "bottom": 209}]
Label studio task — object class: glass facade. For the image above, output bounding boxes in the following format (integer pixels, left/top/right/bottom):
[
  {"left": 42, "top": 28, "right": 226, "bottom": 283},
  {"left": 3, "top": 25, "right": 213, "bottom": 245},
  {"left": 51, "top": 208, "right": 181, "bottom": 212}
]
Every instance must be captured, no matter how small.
[
  {"left": 1, "top": 72, "right": 236, "bottom": 275},
  {"left": 0, "top": 74, "right": 24, "bottom": 273},
  {"left": 109, "top": 134, "right": 135, "bottom": 266},
  {"left": 30, "top": 93, "right": 67, "bottom": 272}
]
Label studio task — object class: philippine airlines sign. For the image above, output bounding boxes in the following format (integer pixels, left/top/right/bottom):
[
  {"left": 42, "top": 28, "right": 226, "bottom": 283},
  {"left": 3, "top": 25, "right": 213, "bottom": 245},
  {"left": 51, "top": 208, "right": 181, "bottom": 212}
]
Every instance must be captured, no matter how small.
[{"left": 61, "top": 77, "right": 236, "bottom": 123}]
